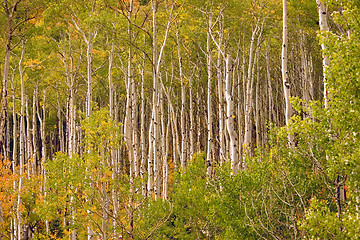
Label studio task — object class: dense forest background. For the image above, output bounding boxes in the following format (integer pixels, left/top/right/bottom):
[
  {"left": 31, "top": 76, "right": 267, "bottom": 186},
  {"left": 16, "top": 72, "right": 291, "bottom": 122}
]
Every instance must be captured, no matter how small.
[{"left": 0, "top": 0, "right": 359, "bottom": 239}]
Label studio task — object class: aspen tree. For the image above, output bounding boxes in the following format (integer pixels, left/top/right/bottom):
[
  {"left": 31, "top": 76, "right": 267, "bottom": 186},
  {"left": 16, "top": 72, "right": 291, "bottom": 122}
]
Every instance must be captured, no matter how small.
[
  {"left": 71, "top": 11, "right": 97, "bottom": 119},
  {"left": 176, "top": 22, "right": 187, "bottom": 169},
  {"left": 300, "top": 32, "right": 314, "bottom": 103},
  {"left": 140, "top": 48, "right": 147, "bottom": 196},
  {"left": 124, "top": 0, "right": 136, "bottom": 190},
  {"left": 147, "top": 0, "right": 158, "bottom": 197},
  {"left": 160, "top": 88, "right": 168, "bottom": 200},
  {"left": 108, "top": 43, "right": 119, "bottom": 234},
  {"left": 189, "top": 67, "right": 195, "bottom": 158},
  {"left": 25, "top": 98, "right": 34, "bottom": 176},
  {"left": 57, "top": 89, "right": 65, "bottom": 154},
  {"left": 33, "top": 93, "right": 39, "bottom": 171},
  {"left": 162, "top": 106, "right": 170, "bottom": 200},
  {"left": 255, "top": 51, "right": 261, "bottom": 147},
  {"left": 59, "top": 31, "right": 77, "bottom": 240},
  {"left": 0, "top": 0, "right": 20, "bottom": 154},
  {"left": 206, "top": 12, "right": 214, "bottom": 175},
  {"left": 17, "top": 42, "right": 26, "bottom": 238},
  {"left": 282, "top": 0, "right": 295, "bottom": 148},
  {"left": 316, "top": 0, "right": 330, "bottom": 108},
  {"left": 149, "top": 0, "right": 174, "bottom": 198},
  {"left": 243, "top": 21, "right": 260, "bottom": 158},
  {"left": 217, "top": 12, "right": 226, "bottom": 164},
  {"left": 225, "top": 55, "right": 239, "bottom": 173},
  {"left": 265, "top": 47, "right": 275, "bottom": 124},
  {"left": 10, "top": 70, "right": 17, "bottom": 240}
]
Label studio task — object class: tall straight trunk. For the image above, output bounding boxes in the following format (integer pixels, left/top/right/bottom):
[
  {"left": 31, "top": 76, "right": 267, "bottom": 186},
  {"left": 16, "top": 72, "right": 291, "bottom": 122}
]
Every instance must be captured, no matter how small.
[
  {"left": 72, "top": 18, "right": 97, "bottom": 119},
  {"left": 238, "top": 47, "right": 246, "bottom": 158},
  {"left": 282, "top": 0, "right": 295, "bottom": 148},
  {"left": 109, "top": 44, "right": 114, "bottom": 117},
  {"left": 25, "top": 97, "right": 33, "bottom": 176},
  {"left": 255, "top": 53, "right": 260, "bottom": 148},
  {"left": 11, "top": 74, "right": 17, "bottom": 166},
  {"left": 265, "top": 48, "right": 275, "bottom": 124},
  {"left": 86, "top": 36, "right": 93, "bottom": 118},
  {"left": 148, "top": 0, "right": 159, "bottom": 197},
  {"left": 0, "top": 5, "right": 13, "bottom": 155},
  {"left": 206, "top": 12, "right": 214, "bottom": 175},
  {"left": 217, "top": 14, "right": 225, "bottom": 165},
  {"left": 18, "top": 41, "right": 26, "bottom": 240},
  {"left": 160, "top": 89, "right": 167, "bottom": 199},
  {"left": 131, "top": 73, "right": 139, "bottom": 178},
  {"left": 127, "top": 1, "right": 137, "bottom": 237},
  {"left": 140, "top": 51, "right": 147, "bottom": 196},
  {"left": 176, "top": 22, "right": 187, "bottom": 169},
  {"left": 300, "top": 31, "right": 312, "bottom": 103},
  {"left": 5, "top": 112, "right": 10, "bottom": 161},
  {"left": 162, "top": 104, "right": 170, "bottom": 200},
  {"left": 243, "top": 24, "right": 259, "bottom": 159},
  {"left": 316, "top": 0, "right": 330, "bottom": 107},
  {"left": 108, "top": 44, "right": 119, "bottom": 235},
  {"left": 225, "top": 55, "right": 239, "bottom": 173},
  {"left": 37, "top": 91, "right": 46, "bottom": 174},
  {"left": 10, "top": 69, "right": 17, "bottom": 240},
  {"left": 189, "top": 69, "right": 195, "bottom": 158},
  {"left": 149, "top": 0, "right": 173, "bottom": 197},
  {"left": 57, "top": 92, "right": 64, "bottom": 154},
  {"left": 33, "top": 93, "right": 39, "bottom": 172},
  {"left": 125, "top": 0, "right": 135, "bottom": 195}
]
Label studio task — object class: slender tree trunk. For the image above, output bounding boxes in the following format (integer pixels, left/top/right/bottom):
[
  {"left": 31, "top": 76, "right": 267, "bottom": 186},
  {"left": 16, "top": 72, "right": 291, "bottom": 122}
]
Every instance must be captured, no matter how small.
[
  {"left": 140, "top": 51, "right": 147, "bottom": 196},
  {"left": 243, "top": 24, "right": 259, "bottom": 159},
  {"left": 86, "top": 33, "right": 95, "bottom": 118},
  {"left": 255, "top": 54, "right": 260, "bottom": 148},
  {"left": 316, "top": 0, "right": 330, "bottom": 107},
  {"left": 162, "top": 104, "right": 170, "bottom": 200},
  {"left": 206, "top": 12, "right": 214, "bottom": 175},
  {"left": 17, "top": 42, "right": 26, "bottom": 239},
  {"left": 189, "top": 69, "right": 195, "bottom": 158},
  {"left": 225, "top": 55, "right": 239, "bottom": 173},
  {"left": 176, "top": 22, "right": 187, "bottom": 169},
  {"left": 0, "top": 8, "right": 13, "bottom": 156},
  {"left": 33, "top": 93, "right": 39, "bottom": 172},
  {"left": 217, "top": 14, "right": 226, "bottom": 165},
  {"left": 282, "top": 0, "right": 295, "bottom": 149}
]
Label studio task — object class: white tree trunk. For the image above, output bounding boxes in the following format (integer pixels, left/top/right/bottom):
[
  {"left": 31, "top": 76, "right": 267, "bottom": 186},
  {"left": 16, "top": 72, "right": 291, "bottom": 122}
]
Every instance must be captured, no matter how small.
[
  {"left": 206, "top": 13, "right": 214, "bottom": 175},
  {"left": 217, "top": 14, "right": 225, "bottom": 165},
  {"left": 225, "top": 55, "right": 239, "bottom": 173},
  {"left": 189, "top": 67, "right": 195, "bottom": 158},
  {"left": 176, "top": 22, "right": 187, "bottom": 169},
  {"left": 17, "top": 42, "right": 26, "bottom": 239},
  {"left": 243, "top": 24, "right": 259, "bottom": 159},
  {"left": 282, "top": 0, "right": 295, "bottom": 149},
  {"left": 316, "top": 0, "right": 330, "bottom": 107},
  {"left": 140, "top": 54, "right": 147, "bottom": 196}
]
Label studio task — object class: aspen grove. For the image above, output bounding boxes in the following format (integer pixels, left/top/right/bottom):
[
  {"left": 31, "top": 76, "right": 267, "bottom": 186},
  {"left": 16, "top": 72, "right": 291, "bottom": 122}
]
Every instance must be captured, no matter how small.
[{"left": 0, "top": 0, "right": 360, "bottom": 239}]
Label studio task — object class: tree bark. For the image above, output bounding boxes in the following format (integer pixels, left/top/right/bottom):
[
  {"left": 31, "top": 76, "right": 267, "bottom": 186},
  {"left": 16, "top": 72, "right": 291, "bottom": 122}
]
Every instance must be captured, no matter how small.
[
  {"left": 316, "top": 0, "right": 330, "bottom": 107},
  {"left": 243, "top": 23, "right": 259, "bottom": 159},
  {"left": 282, "top": 0, "right": 295, "bottom": 149},
  {"left": 176, "top": 22, "right": 187, "bottom": 169},
  {"left": 206, "top": 12, "right": 214, "bottom": 175},
  {"left": 225, "top": 55, "right": 239, "bottom": 173}
]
